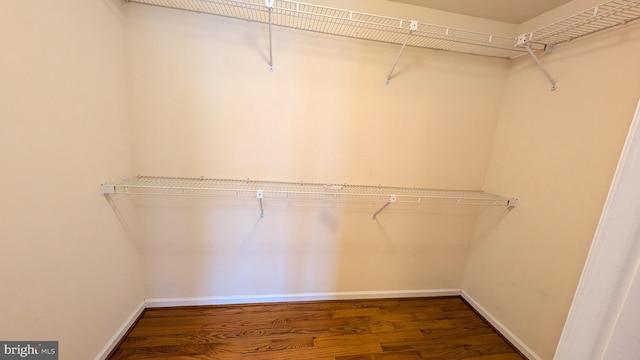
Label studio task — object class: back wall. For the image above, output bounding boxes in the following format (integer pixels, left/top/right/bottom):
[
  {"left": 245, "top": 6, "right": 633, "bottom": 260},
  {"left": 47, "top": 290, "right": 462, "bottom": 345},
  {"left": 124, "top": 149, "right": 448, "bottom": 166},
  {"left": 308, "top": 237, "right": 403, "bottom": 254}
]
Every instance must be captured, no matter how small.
[{"left": 125, "top": 2, "right": 511, "bottom": 300}]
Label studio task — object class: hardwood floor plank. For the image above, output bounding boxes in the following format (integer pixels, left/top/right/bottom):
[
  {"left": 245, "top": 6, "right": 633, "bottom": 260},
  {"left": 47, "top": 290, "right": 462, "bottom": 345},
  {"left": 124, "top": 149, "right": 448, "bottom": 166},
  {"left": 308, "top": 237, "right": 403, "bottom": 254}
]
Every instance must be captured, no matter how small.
[
  {"left": 109, "top": 343, "right": 238, "bottom": 360},
  {"left": 466, "top": 354, "right": 529, "bottom": 360},
  {"left": 108, "top": 297, "right": 526, "bottom": 360},
  {"left": 391, "top": 318, "right": 456, "bottom": 332},
  {"left": 239, "top": 342, "right": 383, "bottom": 360},
  {"left": 331, "top": 307, "right": 382, "bottom": 318},
  {"left": 336, "top": 351, "right": 424, "bottom": 359},
  {"left": 120, "top": 333, "right": 315, "bottom": 350},
  {"left": 414, "top": 342, "right": 521, "bottom": 359},
  {"left": 313, "top": 330, "right": 425, "bottom": 349}
]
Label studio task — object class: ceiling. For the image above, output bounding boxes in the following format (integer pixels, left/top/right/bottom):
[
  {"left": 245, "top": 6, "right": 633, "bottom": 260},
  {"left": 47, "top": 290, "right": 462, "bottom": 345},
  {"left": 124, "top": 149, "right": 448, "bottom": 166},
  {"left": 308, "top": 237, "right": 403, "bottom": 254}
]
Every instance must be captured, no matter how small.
[{"left": 386, "top": 0, "right": 574, "bottom": 24}]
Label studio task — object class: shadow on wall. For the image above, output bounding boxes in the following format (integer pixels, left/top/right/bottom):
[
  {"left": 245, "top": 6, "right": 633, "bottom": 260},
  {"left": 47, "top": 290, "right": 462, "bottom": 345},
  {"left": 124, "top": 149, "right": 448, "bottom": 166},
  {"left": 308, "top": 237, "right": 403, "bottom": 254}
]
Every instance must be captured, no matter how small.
[
  {"left": 334, "top": 203, "right": 496, "bottom": 292},
  {"left": 136, "top": 197, "right": 346, "bottom": 299},
  {"left": 99, "top": 196, "right": 514, "bottom": 300},
  {"left": 469, "top": 206, "right": 515, "bottom": 249},
  {"left": 105, "top": 195, "right": 140, "bottom": 250}
]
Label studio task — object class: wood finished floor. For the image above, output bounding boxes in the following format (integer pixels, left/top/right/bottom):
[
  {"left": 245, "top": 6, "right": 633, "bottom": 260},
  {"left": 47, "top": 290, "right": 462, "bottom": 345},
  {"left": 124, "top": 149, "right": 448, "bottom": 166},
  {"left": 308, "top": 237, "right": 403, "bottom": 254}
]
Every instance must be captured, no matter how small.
[{"left": 108, "top": 297, "right": 526, "bottom": 360}]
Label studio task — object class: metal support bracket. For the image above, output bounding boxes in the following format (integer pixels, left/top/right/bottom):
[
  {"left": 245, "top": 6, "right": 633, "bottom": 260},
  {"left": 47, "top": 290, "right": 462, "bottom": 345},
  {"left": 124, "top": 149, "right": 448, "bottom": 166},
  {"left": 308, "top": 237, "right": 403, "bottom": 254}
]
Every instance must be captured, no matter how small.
[
  {"left": 266, "top": 0, "right": 274, "bottom": 72},
  {"left": 386, "top": 20, "right": 418, "bottom": 85},
  {"left": 100, "top": 182, "right": 116, "bottom": 195},
  {"left": 523, "top": 44, "right": 557, "bottom": 91},
  {"left": 256, "top": 189, "right": 265, "bottom": 218},
  {"left": 372, "top": 195, "right": 397, "bottom": 219}
]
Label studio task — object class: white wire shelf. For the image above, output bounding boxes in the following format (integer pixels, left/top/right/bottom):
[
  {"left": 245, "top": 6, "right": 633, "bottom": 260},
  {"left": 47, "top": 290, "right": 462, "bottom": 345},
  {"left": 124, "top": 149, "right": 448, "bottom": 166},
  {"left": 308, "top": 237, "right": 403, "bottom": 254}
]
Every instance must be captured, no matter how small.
[
  {"left": 126, "top": 0, "right": 527, "bottom": 59},
  {"left": 517, "top": 0, "right": 640, "bottom": 47},
  {"left": 126, "top": 0, "right": 640, "bottom": 89},
  {"left": 101, "top": 176, "right": 517, "bottom": 218},
  {"left": 513, "top": 0, "right": 640, "bottom": 91}
]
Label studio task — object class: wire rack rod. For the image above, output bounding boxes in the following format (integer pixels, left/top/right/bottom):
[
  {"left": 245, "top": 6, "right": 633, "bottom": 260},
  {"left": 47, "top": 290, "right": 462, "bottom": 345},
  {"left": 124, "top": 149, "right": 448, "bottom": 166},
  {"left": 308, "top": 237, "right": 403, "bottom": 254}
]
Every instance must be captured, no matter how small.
[
  {"left": 101, "top": 175, "right": 516, "bottom": 207},
  {"left": 518, "top": 0, "right": 640, "bottom": 47},
  {"left": 126, "top": 0, "right": 526, "bottom": 59}
]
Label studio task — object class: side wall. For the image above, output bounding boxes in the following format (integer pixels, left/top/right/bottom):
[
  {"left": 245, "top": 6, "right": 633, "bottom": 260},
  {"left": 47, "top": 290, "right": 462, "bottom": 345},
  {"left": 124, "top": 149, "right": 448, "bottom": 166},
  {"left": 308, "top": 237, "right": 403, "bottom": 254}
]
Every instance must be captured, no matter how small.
[
  {"left": 462, "top": 16, "right": 640, "bottom": 360},
  {"left": 0, "top": 1, "right": 143, "bottom": 358},
  {"left": 126, "top": 3, "right": 510, "bottom": 301}
]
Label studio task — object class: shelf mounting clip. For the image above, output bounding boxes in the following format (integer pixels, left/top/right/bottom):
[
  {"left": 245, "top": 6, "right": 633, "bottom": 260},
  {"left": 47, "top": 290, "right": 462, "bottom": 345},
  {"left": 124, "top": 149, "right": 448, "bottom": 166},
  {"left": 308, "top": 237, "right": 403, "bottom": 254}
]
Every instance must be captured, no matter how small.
[
  {"left": 373, "top": 195, "right": 397, "bottom": 219},
  {"left": 100, "top": 182, "right": 116, "bottom": 195},
  {"left": 386, "top": 20, "right": 418, "bottom": 85}
]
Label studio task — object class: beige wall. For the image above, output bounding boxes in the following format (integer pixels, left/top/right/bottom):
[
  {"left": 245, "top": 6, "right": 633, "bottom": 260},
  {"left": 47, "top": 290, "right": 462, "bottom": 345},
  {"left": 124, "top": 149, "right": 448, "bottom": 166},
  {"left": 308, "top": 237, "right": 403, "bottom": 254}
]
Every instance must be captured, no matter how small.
[
  {"left": 463, "top": 15, "right": 640, "bottom": 360},
  {"left": 3, "top": 0, "right": 638, "bottom": 358},
  {"left": 126, "top": 3, "right": 510, "bottom": 300},
  {"left": 0, "top": 0, "right": 143, "bottom": 358},
  {"left": 127, "top": 3, "right": 510, "bottom": 188}
]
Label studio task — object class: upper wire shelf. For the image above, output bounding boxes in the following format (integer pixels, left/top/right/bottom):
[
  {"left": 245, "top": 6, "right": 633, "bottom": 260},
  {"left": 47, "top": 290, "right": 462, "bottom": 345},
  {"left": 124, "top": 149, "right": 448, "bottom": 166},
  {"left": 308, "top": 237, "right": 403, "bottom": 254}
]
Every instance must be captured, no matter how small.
[
  {"left": 126, "top": 0, "right": 526, "bottom": 59},
  {"left": 125, "top": 0, "right": 640, "bottom": 89},
  {"left": 517, "top": 0, "right": 640, "bottom": 47},
  {"left": 127, "top": 0, "right": 640, "bottom": 58}
]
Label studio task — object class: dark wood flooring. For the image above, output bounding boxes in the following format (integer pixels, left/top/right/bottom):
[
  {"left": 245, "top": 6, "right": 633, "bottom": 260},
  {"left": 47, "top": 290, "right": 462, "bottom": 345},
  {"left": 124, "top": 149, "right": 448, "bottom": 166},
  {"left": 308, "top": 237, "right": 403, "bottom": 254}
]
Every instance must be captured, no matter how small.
[{"left": 108, "top": 296, "right": 526, "bottom": 360}]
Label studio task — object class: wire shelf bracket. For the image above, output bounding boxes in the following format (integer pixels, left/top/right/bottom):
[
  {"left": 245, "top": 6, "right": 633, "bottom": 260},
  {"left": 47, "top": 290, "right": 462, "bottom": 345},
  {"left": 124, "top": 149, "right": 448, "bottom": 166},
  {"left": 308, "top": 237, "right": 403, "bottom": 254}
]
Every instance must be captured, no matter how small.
[
  {"left": 266, "top": 0, "right": 274, "bottom": 72},
  {"left": 517, "top": 38, "right": 558, "bottom": 91},
  {"left": 386, "top": 20, "right": 418, "bottom": 85},
  {"left": 100, "top": 176, "right": 519, "bottom": 220},
  {"left": 372, "top": 195, "right": 397, "bottom": 219},
  {"left": 256, "top": 189, "right": 265, "bottom": 218}
]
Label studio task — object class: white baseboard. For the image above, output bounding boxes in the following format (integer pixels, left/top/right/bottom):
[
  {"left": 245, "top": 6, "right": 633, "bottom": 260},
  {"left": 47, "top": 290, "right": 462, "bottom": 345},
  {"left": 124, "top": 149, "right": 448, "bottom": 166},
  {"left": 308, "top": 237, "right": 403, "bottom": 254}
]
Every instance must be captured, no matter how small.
[
  {"left": 144, "top": 289, "right": 462, "bottom": 308},
  {"left": 94, "top": 300, "right": 145, "bottom": 360},
  {"left": 461, "top": 290, "right": 541, "bottom": 360}
]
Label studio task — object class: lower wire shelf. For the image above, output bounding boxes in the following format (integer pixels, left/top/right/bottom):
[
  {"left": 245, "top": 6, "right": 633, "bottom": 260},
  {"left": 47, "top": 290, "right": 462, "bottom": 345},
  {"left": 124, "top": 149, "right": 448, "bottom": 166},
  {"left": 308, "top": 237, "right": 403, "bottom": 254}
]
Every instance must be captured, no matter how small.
[{"left": 100, "top": 175, "right": 518, "bottom": 219}]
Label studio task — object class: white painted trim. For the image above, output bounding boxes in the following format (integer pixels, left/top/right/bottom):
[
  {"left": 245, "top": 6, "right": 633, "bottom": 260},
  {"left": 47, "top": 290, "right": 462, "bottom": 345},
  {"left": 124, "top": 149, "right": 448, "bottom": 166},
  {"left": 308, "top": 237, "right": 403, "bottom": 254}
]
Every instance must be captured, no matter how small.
[
  {"left": 94, "top": 301, "right": 146, "bottom": 360},
  {"left": 461, "top": 290, "right": 542, "bottom": 360},
  {"left": 144, "top": 289, "right": 462, "bottom": 308}
]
